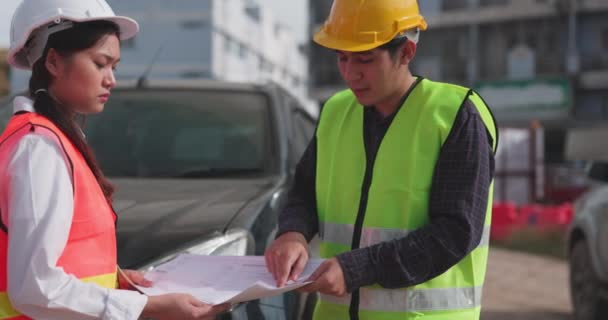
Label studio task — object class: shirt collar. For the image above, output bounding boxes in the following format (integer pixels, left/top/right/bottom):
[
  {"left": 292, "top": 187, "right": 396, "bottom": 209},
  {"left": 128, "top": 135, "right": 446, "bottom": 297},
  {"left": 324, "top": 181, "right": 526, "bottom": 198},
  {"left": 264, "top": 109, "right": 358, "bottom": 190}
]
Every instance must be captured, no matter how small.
[
  {"left": 11, "top": 96, "right": 86, "bottom": 138},
  {"left": 13, "top": 96, "right": 36, "bottom": 114}
]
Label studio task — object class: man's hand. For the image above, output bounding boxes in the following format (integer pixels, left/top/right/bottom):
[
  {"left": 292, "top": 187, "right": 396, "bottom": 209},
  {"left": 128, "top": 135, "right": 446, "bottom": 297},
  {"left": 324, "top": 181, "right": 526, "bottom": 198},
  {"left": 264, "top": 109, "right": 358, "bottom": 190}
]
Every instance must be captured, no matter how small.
[
  {"left": 299, "top": 258, "right": 347, "bottom": 297},
  {"left": 264, "top": 232, "right": 309, "bottom": 287}
]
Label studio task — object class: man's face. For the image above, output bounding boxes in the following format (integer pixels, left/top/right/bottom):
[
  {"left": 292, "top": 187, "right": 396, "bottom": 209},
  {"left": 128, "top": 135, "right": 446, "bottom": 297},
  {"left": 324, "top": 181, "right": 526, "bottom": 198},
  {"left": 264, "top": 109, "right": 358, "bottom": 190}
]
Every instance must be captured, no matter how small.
[{"left": 336, "top": 44, "right": 411, "bottom": 107}]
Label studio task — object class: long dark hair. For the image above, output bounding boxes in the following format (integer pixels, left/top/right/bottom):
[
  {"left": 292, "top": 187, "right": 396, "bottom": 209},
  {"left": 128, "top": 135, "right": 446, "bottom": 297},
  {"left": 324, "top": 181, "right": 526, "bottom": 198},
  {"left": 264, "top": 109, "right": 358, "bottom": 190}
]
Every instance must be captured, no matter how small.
[{"left": 29, "top": 21, "right": 120, "bottom": 201}]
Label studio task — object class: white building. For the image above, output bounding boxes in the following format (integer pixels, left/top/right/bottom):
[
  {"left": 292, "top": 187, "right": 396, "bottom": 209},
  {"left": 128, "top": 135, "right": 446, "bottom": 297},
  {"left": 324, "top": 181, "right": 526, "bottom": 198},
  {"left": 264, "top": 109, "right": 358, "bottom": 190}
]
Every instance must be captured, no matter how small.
[{"left": 10, "top": 0, "right": 310, "bottom": 101}]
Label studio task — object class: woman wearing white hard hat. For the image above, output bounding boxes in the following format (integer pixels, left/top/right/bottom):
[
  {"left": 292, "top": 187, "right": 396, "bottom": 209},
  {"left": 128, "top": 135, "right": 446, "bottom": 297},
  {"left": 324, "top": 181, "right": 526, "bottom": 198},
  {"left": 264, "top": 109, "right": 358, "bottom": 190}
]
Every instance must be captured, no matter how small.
[{"left": 0, "top": 0, "right": 229, "bottom": 319}]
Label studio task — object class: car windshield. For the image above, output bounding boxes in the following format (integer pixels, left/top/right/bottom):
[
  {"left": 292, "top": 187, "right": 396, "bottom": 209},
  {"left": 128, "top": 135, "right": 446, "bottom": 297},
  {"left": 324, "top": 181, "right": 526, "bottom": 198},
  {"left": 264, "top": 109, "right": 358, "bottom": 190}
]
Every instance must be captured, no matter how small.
[
  {"left": 0, "top": 89, "right": 275, "bottom": 178},
  {"left": 87, "top": 89, "right": 275, "bottom": 178}
]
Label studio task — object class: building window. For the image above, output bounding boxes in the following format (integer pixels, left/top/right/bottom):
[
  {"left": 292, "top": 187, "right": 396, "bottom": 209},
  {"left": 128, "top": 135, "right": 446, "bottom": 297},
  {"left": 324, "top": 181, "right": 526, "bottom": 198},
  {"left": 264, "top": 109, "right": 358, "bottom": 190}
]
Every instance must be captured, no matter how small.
[
  {"left": 259, "top": 57, "right": 274, "bottom": 73},
  {"left": 602, "top": 28, "right": 608, "bottom": 51},
  {"left": 442, "top": 0, "right": 468, "bottom": 11},
  {"left": 180, "top": 20, "right": 206, "bottom": 30},
  {"left": 480, "top": 0, "right": 508, "bottom": 7},
  {"left": 245, "top": 6, "right": 261, "bottom": 22},
  {"left": 224, "top": 37, "right": 231, "bottom": 53},
  {"left": 239, "top": 43, "right": 248, "bottom": 59},
  {"left": 224, "top": 37, "right": 239, "bottom": 56}
]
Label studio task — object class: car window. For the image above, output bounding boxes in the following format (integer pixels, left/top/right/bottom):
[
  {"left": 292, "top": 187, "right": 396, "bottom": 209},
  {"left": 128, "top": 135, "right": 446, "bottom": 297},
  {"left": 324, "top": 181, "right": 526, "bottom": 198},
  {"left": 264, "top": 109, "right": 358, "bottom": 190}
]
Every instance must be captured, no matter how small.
[
  {"left": 289, "top": 108, "right": 312, "bottom": 164},
  {"left": 295, "top": 111, "right": 316, "bottom": 142},
  {"left": 84, "top": 89, "right": 275, "bottom": 178},
  {"left": 283, "top": 88, "right": 317, "bottom": 167}
]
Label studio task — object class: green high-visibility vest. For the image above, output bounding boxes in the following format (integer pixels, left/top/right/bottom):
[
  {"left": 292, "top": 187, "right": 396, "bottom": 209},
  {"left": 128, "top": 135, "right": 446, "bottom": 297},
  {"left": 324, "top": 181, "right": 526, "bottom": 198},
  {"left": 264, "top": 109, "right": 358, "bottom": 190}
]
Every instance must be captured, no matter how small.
[{"left": 314, "top": 78, "right": 498, "bottom": 320}]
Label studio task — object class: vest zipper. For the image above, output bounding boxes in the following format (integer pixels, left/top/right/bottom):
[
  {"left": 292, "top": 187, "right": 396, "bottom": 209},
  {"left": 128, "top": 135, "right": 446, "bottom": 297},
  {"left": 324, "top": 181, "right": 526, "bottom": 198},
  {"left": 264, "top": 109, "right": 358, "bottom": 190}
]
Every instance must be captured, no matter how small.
[
  {"left": 347, "top": 77, "right": 423, "bottom": 319},
  {"left": 348, "top": 133, "right": 380, "bottom": 320}
]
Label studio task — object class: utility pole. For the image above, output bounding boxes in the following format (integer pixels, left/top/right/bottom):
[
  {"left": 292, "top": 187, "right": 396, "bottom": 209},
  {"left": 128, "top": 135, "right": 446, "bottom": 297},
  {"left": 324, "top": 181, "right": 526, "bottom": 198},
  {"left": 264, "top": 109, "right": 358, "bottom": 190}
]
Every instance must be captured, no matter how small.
[
  {"left": 566, "top": 0, "right": 580, "bottom": 75},
  {"left": 467, "top": 0, "right": 480, "bottom": 86}
]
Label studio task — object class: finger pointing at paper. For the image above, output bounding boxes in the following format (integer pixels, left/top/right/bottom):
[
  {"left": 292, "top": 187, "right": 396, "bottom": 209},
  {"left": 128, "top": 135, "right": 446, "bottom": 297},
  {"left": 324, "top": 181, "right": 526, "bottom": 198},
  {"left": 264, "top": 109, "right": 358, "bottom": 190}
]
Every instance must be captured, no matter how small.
[{"left": 264, "top": 232, "right": 310, "bottom": 287}]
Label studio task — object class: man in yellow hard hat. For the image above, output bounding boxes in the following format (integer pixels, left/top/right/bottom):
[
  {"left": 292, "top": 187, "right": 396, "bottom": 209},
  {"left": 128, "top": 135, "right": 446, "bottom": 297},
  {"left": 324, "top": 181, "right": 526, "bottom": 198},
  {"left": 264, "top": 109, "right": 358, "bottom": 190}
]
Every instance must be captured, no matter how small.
[{"left": 265, "top": 0, "right": 498, "bottom": 319}]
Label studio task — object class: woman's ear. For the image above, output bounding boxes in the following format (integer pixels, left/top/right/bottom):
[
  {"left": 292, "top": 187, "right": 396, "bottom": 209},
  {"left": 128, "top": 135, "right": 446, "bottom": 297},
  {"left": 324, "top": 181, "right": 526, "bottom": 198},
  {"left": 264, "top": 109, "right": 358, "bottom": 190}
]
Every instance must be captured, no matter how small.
[{"left": 44, "top": 48, "right": 63, "bottom": 78}]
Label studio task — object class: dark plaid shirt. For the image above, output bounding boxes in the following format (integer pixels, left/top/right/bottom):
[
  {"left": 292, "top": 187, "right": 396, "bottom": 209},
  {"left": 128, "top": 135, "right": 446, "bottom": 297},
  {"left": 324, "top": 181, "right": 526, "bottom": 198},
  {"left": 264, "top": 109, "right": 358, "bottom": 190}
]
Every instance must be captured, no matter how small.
[{"left": 278, "top": 96, "right": 495, "bottom": 292}]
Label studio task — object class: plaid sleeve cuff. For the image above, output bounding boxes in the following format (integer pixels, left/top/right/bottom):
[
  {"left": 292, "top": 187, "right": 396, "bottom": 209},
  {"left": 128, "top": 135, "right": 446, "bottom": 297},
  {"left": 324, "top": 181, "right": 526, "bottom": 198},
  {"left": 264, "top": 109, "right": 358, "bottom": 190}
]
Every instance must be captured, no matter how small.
[
  {"left": 336, "top": 247, "right": 377, "bottom": 293},
  {"left": 277, "top": 220, "right": 313, "bottom": 241}
]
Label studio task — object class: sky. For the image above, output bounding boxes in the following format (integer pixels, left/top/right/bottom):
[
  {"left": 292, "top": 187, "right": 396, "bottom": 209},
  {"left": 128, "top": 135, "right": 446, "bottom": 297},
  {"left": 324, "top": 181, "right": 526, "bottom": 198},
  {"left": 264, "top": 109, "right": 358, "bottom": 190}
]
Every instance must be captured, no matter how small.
[
  {"left": 0, "top": 0, "right": 19, "bottom": 47},
  {"left": 0, "top": 0, "right": 309, "bottom": 48}
]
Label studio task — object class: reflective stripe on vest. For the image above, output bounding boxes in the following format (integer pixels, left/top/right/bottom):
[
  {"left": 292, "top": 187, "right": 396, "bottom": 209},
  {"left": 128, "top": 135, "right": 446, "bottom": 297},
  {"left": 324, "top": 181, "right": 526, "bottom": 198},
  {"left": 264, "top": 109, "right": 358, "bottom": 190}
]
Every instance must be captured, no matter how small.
[
  {"left": 0, "top": 113, "right": 119, "bottom": 319},
  {"left": 314, "top": 78, "right": 498, "bottom": 319},
  {"left": 0, "top": 272, "right": 118, "bottom": 319},
  {"left": 320, "top": 222, "right": 491, "bottom": 249},
  {"left": 320, "top": 286, "right": 483, "bottom": 312}
]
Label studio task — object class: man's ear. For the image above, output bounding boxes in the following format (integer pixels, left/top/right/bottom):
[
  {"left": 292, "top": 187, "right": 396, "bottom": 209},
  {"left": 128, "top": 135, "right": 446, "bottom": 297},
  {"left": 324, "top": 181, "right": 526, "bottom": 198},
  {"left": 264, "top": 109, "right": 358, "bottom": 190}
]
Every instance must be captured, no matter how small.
[
  {"left": 44, "top": 48, "right": 63, "bottom": 78},
  {"left": 400, "top": 41, "right": 417, "bottom": 66}
]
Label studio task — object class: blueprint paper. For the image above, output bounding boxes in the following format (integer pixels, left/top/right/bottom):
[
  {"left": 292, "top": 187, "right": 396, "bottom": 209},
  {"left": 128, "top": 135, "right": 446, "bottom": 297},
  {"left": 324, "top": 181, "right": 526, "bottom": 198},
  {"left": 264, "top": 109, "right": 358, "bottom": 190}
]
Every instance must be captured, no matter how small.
[{"left": 134, "top": 254, "right": 324, "bottom": 305}]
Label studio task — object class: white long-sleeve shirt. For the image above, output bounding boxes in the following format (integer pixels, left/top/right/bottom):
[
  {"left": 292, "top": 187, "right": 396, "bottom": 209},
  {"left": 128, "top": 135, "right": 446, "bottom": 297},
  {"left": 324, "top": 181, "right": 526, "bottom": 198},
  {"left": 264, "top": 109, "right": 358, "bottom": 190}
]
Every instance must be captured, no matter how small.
[{"left": 1, "top": 96, "right": 148, "bottom": 320}]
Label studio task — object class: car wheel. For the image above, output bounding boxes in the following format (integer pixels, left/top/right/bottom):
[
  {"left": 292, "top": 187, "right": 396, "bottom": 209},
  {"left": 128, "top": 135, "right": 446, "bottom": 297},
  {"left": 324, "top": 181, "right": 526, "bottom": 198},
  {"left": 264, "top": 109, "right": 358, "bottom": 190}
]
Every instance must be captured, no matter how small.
[{"left": 570, "top": 240, "right": 608, "bottom": 320}]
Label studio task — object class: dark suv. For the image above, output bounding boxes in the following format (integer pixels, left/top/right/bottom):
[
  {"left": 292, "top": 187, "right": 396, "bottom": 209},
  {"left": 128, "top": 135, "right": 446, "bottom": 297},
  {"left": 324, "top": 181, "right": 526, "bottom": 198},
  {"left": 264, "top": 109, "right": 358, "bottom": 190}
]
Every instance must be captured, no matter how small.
[{"left": 0, "top": 79, "right": 318, "bottom": 319}]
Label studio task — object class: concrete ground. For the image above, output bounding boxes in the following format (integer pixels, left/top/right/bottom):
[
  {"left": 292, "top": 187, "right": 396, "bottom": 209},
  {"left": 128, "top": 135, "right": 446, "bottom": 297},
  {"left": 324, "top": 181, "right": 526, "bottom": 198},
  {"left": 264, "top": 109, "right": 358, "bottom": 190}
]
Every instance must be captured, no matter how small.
[{"left": 481, "top": 248, "right": 573, "bottom": 320}]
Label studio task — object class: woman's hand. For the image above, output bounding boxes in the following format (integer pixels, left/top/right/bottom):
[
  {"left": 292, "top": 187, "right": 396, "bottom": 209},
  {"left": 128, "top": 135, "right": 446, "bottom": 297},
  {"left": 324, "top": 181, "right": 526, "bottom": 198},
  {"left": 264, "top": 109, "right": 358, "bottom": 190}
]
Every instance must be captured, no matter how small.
[
  {"left": 119, "top": 269, "right": 232, "bottom": 319},
  {"left": 118, "top": 269, "right": 153, "bottom": 290},
  {"left": 142, "top": 293, "right": 231, "bottom": 320}
]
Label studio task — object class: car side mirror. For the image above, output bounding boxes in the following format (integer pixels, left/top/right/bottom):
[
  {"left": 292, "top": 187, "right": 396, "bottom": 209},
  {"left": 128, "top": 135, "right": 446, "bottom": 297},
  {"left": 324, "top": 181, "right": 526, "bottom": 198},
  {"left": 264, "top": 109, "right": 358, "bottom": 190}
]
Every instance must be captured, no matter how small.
[{"left": 587, "top": 162, "right": 608, "bottom": 183}]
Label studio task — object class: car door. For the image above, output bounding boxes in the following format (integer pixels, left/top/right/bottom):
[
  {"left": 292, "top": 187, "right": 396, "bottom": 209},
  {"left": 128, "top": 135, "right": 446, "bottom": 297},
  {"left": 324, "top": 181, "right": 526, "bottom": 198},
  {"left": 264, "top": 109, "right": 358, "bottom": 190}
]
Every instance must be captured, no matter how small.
[
  {"left": 586, "top": 163, "right": 608, "bottom": 278},
  {"left": 596, "top": 192, "right": 608, "bottom": 277}
]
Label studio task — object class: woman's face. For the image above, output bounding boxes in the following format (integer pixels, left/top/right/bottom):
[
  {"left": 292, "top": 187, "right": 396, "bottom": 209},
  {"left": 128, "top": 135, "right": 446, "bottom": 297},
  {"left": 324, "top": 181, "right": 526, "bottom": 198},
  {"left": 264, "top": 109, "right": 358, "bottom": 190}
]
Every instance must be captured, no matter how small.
[{"left": 47, "top": 34, "right": 120, "bottom": 115}]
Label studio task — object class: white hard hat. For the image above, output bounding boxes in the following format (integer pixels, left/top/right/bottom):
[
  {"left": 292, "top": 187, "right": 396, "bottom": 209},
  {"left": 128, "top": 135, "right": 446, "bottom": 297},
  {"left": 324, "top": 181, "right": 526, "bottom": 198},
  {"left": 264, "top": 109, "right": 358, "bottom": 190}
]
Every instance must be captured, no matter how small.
[{"left": 8, "top": 0, "right": 139, "bottom": 70}]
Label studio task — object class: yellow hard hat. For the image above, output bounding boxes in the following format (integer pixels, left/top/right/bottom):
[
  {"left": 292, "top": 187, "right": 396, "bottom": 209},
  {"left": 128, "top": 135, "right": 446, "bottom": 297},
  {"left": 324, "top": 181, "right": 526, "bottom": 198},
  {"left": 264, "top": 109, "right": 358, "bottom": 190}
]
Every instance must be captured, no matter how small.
[{"left": 313, "top": 0, "right": 427, "bottom": 52}]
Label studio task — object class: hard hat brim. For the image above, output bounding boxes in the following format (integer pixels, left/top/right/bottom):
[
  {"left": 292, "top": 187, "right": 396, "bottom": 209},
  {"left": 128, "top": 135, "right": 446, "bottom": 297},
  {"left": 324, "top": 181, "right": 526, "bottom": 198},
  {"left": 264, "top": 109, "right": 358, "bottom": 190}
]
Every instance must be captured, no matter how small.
[
  {"left": 8, "top": 15, "right": 139, "bottom": 70},
  {"left": 313, "top": 29, "right": 392, "bottom": 52},
  {"left": 100, "top": 15, "right": 140, "bottom": 41}
]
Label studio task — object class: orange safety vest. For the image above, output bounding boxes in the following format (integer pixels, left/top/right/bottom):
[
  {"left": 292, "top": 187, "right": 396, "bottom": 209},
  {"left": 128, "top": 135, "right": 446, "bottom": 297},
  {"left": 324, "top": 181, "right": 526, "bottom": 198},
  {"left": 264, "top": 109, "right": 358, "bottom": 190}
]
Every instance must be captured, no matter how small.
[{"left": 0, "top": 112, "right": 118, "bottom": 319}]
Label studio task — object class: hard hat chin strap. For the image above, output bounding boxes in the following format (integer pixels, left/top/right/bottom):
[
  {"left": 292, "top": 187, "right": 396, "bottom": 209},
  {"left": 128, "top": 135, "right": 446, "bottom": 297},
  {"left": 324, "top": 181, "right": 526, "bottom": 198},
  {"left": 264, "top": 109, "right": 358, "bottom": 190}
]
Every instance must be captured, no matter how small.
[{"left": 25, "top": 20, "right": 74, "bottom": 67}]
